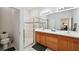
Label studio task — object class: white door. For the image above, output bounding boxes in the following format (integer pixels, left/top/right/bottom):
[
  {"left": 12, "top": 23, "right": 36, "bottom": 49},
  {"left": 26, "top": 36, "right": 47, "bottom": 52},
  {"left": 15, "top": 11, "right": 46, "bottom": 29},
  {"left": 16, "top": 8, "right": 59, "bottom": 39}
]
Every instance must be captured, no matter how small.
[{"left": 24, "top": 23, "right": 34, "bottom": 47}]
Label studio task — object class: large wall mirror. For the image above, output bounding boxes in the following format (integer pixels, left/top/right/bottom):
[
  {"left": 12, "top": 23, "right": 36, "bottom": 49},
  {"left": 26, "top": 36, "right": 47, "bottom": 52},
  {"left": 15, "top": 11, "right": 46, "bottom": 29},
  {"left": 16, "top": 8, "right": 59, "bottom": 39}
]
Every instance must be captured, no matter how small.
[{"left": 47, "top": 7, "right": 79, "bottom": 32}]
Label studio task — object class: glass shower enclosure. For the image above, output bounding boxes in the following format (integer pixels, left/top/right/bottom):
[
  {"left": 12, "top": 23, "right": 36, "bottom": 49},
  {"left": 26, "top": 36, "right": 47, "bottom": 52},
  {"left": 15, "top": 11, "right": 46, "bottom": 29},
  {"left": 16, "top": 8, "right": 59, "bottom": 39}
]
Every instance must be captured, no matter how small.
[{"left": 23, "top": 17, "right": 47, "bottom": 48}]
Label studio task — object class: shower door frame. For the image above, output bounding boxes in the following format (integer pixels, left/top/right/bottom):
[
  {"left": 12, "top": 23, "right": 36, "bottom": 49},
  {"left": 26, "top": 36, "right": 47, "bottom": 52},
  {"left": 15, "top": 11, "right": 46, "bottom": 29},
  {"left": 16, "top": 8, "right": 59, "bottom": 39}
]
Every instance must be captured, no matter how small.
[{"left": 23, "top": 22, "right": 40, "bottom": 48}]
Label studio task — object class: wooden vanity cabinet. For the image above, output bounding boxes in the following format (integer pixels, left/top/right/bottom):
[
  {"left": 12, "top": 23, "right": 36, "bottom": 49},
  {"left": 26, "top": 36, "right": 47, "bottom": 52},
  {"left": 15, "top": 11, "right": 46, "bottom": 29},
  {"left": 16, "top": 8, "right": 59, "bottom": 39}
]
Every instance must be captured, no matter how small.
[{"left": 35, "top": 31, "right": 79, "bottom": 51}]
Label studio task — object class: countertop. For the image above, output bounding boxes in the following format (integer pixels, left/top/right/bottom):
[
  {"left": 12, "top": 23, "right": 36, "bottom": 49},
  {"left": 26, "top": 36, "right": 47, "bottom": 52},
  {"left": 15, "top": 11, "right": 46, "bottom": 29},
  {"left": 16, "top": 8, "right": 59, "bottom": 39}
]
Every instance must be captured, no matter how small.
[{"left": 35, "top": 28, "right": 79, "bottom": 39}]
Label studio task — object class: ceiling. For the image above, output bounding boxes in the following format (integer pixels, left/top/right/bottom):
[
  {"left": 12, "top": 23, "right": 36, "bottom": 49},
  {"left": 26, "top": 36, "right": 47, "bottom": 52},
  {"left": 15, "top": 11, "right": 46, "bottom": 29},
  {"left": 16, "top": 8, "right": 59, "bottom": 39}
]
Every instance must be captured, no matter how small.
[
  {"left": 15, "top": 7, "right": 38, "bottom": 11},
  {"left": 15, "top": 7, "right": 57, "bottom": 10}
]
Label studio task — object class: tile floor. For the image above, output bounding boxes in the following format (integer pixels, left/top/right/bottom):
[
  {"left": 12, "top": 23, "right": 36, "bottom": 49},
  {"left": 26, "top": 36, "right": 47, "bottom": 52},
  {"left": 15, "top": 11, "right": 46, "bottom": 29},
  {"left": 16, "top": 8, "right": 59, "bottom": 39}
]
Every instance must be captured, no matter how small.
[{"left": 23, "top": 43, "right": 52, "bottom": 51}]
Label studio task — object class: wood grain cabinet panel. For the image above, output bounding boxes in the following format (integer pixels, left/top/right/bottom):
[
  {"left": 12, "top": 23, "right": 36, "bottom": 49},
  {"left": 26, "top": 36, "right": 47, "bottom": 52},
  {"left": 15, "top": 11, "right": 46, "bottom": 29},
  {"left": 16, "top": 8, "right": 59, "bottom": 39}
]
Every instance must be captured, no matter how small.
[
  {"left": 40, "top": 33, "right": 46, "bottom": 46},
  {"left": 35, "top": 32, "right": 46, "bottom": 46},
  {"left": 73, "top": 43, "right": 79, "bottom": 51},
  {"left": 67, "top": 41, "right": 73, "bottom": 51},
  {"left": 46, "top": 34, "right": 58, "bottom": 50},
  {"left": 58, "top": 39, "right": 68, "bottom": 51},
  {"left": 73, "top": 39, "right": 79, "bottom": 51},
  {"left": 35, "top": 32, "right": 40, "bottom": 43},
  {"left": 67, "top": 38, "right": 79, "bottom": 51}
]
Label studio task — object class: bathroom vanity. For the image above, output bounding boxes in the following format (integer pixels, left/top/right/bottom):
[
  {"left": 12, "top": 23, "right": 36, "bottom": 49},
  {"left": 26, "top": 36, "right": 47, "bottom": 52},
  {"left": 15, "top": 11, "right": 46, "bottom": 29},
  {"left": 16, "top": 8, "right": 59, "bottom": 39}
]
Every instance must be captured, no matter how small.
[{"left": 35, "top": 28, "right": 79, "bottom": 51}]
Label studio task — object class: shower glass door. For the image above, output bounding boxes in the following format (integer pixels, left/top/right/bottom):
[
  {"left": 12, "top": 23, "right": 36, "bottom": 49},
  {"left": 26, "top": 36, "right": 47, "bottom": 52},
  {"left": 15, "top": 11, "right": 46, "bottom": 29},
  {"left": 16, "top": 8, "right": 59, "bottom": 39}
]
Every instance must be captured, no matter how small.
[{"left": 24, "top": 23, "right": 34, "bottom": 47}]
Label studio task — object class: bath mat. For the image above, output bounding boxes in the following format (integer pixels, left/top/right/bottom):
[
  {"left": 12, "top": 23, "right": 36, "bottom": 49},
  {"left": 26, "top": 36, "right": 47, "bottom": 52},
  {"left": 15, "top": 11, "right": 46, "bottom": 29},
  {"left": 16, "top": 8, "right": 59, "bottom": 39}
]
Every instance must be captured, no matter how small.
[
  {"left": 32, "top": 43, "right": 47, "bottom": 51},
  {"left": 4, "top": 47, "right": 16, "bottom": 51}
]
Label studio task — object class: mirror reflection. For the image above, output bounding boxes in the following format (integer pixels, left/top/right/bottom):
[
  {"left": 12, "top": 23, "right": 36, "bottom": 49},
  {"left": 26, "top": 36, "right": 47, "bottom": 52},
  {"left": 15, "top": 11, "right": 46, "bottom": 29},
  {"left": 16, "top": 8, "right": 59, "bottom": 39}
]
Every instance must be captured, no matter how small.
[
  {"left": 47, "top": 7, "right": 79, "bottom": 32},
  {"left": 61, "top": 18, "right": 69, "bottom": 31}
]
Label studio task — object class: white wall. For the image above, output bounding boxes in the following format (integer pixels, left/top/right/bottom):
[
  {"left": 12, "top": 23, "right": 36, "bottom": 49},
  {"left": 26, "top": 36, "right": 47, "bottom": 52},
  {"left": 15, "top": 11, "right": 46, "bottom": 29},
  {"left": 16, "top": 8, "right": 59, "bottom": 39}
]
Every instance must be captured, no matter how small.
[
  {"left": 0, "top": 8, "right": 2, "bottom": 33},
  {"left": 23, "top": 9, "right": 32, "bottom": 22},
  {"left": 19, "top": 9, "right": 24, "bottom": 50},
  {"left": 0, "top": 7, "right": 20, "bottom": 50},
  {"left": 30, "top": 8, "right": 40, "bottom": 18},
  {"left": 11, "top": 8, "right": 20, "bottom": 50},
  {"left": 0, "top": 8, "right": 13, "bottom": 34}
]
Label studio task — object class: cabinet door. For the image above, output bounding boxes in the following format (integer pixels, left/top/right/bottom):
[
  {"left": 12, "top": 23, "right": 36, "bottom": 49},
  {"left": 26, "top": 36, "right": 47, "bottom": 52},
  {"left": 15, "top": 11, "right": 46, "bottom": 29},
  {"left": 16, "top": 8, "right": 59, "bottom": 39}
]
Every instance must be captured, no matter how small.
[
  {"left": 46, "top": 34, "right": 58, "bottom": 50},
  {"left": 73, "top": 41, "right": 79, "bottom": 51},
  {"left": 65, "top": 37, "right": 73, "bottom": 51},
  {"left": 40, "top": 33, "right": 46, "bottom": 45},
  {"left": 67, "top": 41, "right": 73, "bottom": 51},
  {"left": 35, "top": 32, "right": 40, "bottom": 43},
  {"left": 58, "top": 36, "right": 68, "bottom": 51}
]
